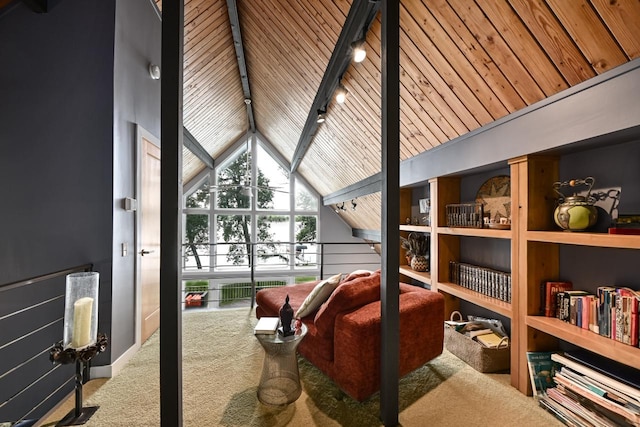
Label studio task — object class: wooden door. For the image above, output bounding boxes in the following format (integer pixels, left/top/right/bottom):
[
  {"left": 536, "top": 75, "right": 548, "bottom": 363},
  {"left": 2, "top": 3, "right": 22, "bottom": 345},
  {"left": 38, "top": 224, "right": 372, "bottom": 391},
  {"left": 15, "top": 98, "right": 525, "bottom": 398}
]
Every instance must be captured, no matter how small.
[{"left": 140, "top": 137, "right": 161, "bottom": 342}]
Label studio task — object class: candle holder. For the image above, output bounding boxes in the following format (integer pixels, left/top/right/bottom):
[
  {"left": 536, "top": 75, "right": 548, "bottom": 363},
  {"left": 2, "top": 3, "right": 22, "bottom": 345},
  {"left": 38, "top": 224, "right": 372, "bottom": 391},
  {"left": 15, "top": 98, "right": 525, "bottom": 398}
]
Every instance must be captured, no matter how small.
[
  {"left": 49, "top": 271, "right": 104, "bottom": 426},
  {"left": 49, "top": 333, "right": 108, "bottom": 426}
]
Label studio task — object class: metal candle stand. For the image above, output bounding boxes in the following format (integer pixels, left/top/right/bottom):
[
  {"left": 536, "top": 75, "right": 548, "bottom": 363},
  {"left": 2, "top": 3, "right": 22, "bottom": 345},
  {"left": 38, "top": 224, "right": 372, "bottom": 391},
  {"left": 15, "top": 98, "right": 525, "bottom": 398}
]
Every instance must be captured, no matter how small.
[{"left": 49, "top": 333, "right": 108, "bottom": 426}]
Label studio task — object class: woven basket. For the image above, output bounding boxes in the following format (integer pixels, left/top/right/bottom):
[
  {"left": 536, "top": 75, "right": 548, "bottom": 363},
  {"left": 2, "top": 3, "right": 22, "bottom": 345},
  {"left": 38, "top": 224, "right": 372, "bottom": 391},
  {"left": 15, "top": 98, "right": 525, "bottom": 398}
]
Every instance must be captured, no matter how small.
[{"left": 444, "top": 312, "right": 510, "bottom": 373}]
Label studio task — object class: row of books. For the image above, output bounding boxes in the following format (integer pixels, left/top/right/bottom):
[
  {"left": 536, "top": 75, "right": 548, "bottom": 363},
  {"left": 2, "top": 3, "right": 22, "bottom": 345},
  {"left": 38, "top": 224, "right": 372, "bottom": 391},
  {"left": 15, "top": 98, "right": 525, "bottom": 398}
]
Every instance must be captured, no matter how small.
[
  {"left": 540, "top": 281, "right": 640, "bottom": 347},
  {"left": 449, "top": 261, "right": 511, "bottom": 302},
  {"left": 527, "top": 350, "right": 640, "bottom": 426}
]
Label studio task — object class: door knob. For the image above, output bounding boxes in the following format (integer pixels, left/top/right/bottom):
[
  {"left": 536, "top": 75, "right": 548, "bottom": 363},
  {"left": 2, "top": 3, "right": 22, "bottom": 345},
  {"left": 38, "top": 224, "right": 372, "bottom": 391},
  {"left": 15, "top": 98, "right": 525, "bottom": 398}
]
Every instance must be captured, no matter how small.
[{"left": 140, "top": 249, "right": 155, "bottom": 256}]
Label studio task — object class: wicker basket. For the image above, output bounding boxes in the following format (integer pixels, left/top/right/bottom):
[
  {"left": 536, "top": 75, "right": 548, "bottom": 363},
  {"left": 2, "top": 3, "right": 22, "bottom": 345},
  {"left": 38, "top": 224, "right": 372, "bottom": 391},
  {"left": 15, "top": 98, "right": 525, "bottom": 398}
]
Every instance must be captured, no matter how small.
[{"left": 444, "top": 312, "right": 510, "bottom": 373}]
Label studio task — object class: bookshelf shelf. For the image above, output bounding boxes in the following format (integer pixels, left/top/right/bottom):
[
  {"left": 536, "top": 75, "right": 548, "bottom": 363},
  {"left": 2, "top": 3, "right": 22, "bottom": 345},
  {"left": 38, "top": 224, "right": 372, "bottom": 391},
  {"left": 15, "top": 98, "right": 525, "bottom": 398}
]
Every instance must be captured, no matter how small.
[
  {"left": 399, "top": 224, "right": 431, "bottom": 233},
  {"left": 399, "top": 265, "right": 431, "bottom": 285},
  {"left": 438, "top": 281, "right": 512, "bottom": 318},
  {"left": 526, "top": 316, "right": 640, "bottom": 369},
  {"left": 526, "top": 230, "right": 640, "bottom": 249},
  {"left": 436, "top": 227, "right": 511, "bottom": 239}
]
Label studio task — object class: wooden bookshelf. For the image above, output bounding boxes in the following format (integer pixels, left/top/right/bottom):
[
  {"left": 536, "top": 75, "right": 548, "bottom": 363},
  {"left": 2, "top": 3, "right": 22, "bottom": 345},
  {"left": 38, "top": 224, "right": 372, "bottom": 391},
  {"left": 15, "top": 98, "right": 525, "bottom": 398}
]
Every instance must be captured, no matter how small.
[
  {"left": 401, "top": 151, "right": 640, "bottom": 397},
  {"left": 399, "top": 265, "right": 431, "bottom": 285},
  {"left": 437, "top": 227, "right": 511, "bottom": 239},
  {"left": 438, "top": 281, "right": 512, "bottom": 318},
  {"left": 526, "top": 316, "right": 640, "bottom": 368},
  {"left": 526, "top": 230, "right": 640, "bottom": 249},
  {"left": 399, "top": 224, "right": 431, "bottom": 233}
]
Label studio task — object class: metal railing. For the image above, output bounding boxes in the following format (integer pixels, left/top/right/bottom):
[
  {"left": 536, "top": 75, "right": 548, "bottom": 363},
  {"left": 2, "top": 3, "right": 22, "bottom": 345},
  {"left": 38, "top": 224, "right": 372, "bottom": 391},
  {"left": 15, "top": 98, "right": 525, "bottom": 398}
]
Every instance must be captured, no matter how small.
[{"left": 181, "top": 241, "right": 380, "bottom": 309}]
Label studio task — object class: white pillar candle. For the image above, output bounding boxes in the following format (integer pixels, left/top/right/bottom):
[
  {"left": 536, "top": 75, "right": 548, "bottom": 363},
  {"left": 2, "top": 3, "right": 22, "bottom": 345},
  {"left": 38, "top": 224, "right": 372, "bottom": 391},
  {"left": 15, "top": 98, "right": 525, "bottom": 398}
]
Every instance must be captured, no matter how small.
[{"left": 71, "top": 297, "right": 94, "bottom": 349}]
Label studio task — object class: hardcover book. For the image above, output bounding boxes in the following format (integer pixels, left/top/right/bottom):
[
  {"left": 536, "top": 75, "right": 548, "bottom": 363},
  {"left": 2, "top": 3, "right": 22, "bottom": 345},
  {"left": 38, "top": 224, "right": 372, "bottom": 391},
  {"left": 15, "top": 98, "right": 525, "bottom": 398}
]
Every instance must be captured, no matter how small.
[
  {"left": 544, "top": 281, "right": 573, "bottom": 317},
  {"left": 254, "top": 317, "right": 279, "bottom": 334},
  {"left": 557, "top": 290, "right": 588, "bottom": 322},
  {"left": 597, "top": 287, "right": 617, "bottom": 338}
]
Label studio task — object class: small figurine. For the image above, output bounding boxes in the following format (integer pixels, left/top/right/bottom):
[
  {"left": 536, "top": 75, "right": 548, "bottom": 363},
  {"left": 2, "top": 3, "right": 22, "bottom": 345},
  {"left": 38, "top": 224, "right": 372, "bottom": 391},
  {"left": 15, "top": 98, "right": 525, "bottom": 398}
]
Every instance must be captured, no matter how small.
[{"left": 279, "top": 294, "right": 294, "bottom": 337}]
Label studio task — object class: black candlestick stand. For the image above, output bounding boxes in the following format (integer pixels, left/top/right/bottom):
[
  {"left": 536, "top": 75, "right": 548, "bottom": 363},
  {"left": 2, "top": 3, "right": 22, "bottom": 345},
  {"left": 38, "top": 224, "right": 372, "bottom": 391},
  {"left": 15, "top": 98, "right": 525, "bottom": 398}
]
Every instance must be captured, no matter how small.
[{"left": 49, "top": 333, "right": 108, "bottom": 426}]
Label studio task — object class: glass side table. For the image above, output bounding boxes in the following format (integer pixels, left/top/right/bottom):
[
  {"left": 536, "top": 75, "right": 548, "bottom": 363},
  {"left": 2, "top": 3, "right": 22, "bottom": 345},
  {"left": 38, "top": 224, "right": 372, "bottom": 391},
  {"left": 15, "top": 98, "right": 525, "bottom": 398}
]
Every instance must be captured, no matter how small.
[{"left": 255, "top": 323, "right": 307, "bottom": 406}]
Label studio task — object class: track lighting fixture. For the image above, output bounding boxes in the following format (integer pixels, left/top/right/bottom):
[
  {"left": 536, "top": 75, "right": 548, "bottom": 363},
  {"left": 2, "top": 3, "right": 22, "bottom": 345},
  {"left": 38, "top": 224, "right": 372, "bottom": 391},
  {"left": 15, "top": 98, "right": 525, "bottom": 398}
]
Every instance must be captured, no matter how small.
[
  {"left": 317, "top": 109, "right": 327, "bottom": 124},
  {"left": 334, "top": 202, "right": 347, "bottom": 213},
  {"left": 351, "top": 198, "right": 357, "bottom": 211},
  {"left": 335, "top": 84, "right": 348, "bottom": 104},
  {"left": 351, "top": 39, "right": 366, "bottom": 63}
]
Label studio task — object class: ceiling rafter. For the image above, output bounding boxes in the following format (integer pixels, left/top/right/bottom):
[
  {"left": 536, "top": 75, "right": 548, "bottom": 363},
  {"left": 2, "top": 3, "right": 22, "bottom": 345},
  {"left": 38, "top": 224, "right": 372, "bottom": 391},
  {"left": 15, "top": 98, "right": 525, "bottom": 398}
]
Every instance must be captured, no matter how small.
[
  {"left": 289, "top": 0, "right": 381, "bottom": 174},
  {"left": 183, "top": 127, "right": 214, "bottom": 170},
  {"left": 226, "top": 0, "right": 255, "bottom": 132},
  {"left": 323, "top": 172, "right": 381, "bottom": 206}
]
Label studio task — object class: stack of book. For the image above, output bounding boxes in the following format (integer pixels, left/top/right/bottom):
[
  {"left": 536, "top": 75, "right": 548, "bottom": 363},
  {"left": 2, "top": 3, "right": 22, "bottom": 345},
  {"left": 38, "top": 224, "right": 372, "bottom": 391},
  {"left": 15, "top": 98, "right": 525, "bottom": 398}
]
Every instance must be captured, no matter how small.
[
  {"left": 540, "top": 282, "right": 639, "bottom": 348},
  {"left": 531, "top": 350, "right": 640, "bottom": 426},
  {"left": 609, "top": 214, "right": 640, "bottom": 235}
]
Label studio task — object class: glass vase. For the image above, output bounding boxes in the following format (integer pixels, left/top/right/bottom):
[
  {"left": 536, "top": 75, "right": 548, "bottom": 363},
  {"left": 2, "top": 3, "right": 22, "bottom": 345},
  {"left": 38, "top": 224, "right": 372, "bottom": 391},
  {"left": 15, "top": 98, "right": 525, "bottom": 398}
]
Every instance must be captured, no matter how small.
[{"left": 63, "top": 272, "right": 99, "bottom": 350}]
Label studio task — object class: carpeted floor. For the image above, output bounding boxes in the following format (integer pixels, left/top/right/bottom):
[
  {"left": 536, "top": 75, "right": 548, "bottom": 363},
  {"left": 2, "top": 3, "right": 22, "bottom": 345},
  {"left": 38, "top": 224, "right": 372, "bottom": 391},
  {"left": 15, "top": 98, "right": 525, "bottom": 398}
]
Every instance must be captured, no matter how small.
[{"left": 41, "top": 308, "right": 562, "bottom": 426}]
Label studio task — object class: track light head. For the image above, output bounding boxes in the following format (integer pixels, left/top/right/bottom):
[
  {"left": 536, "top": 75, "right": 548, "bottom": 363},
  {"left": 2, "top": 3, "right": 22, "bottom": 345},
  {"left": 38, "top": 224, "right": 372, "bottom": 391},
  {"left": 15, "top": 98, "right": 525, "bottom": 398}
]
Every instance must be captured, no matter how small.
[
  {"left": 335, "top": 84, "right": 348, "bottom": 104},
  {"left": 351, "top": 39, "right": 366, "bottom": 63},
  {"left": 317, "top": 109, "right": 327, "bottom": 124},
  {"left": 351, "top": 199, "right": 357, "bottom": 211}
]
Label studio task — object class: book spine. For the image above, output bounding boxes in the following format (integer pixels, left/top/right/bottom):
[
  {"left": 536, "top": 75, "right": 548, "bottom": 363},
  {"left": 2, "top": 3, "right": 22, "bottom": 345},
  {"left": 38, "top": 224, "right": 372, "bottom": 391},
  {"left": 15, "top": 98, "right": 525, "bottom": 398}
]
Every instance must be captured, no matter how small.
[
  {"left": 631, "top": 296, "right": 639, "bottom": 347},
  {"left": 581, "top": 296, "right": 589, "bottom": 330}
]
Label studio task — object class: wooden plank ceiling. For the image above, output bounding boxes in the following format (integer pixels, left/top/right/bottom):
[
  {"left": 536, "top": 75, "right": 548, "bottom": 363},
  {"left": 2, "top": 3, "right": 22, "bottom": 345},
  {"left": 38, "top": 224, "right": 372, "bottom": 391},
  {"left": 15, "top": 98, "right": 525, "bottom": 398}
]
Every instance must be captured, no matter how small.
[{"left": 157, "top": 0, "right": 640, "bottom": 232}]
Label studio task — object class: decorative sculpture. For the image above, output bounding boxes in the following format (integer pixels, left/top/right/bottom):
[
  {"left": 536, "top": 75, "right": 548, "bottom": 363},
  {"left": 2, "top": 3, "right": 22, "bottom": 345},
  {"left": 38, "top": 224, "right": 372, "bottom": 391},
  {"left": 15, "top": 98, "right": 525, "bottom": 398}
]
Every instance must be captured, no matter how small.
[{"left": 279, "top": 294, "right": 294, "bottom": 337}]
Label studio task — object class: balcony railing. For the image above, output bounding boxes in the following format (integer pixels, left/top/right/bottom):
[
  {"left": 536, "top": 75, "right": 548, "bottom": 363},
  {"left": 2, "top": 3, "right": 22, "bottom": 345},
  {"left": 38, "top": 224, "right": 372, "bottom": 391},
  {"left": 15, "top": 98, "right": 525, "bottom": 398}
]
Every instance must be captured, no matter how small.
[{"left": 180, "top": 241, "right": 380, "bottom": 309}]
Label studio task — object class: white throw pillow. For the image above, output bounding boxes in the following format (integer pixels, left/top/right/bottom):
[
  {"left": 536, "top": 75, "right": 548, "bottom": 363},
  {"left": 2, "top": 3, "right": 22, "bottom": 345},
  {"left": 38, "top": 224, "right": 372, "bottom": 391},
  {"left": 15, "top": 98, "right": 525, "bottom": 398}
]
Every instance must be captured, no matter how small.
[{"left": 295, "top": 273, "right": 342, "bottom": 318}]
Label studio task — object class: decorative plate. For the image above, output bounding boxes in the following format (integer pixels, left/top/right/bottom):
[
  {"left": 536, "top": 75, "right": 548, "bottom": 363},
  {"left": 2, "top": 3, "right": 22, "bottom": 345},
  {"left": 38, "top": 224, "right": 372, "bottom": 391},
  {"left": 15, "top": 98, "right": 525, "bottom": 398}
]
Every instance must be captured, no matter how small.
[{"left": 475, "top": 175, "right": 511, "bottom": 223}]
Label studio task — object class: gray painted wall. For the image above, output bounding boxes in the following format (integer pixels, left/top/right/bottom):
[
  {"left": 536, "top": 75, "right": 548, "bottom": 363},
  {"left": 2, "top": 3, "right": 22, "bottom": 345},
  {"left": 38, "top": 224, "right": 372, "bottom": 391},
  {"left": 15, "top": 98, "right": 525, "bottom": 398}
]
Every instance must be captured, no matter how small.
[
  {"left": 0, "top": 0, "right": 114, "bottom": 288},
  {"left": 111, "top": 0, "right": 161, "bottom": 364},
  {"left": 0, "top": 0, "right": 116, "bottom": 420},
  {"left": 0, "top": 0, "right": 161, "bottom": 369}
]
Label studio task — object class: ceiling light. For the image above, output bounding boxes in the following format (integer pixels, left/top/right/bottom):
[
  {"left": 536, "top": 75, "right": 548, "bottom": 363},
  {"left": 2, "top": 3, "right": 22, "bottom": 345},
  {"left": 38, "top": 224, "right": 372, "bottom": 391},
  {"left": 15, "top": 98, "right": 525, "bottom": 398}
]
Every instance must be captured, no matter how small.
[
  {"left": 335, "top": 84, "right": 348, "bottom": 104},
  {"left": 351, "top": 199, "right": 357, "bottom": 211},
  {"left": 317, "top": 109, "right": 327, "bottom": 124},
  {"left": 351, "top": 39, "right": 366, "bottom": 63}
]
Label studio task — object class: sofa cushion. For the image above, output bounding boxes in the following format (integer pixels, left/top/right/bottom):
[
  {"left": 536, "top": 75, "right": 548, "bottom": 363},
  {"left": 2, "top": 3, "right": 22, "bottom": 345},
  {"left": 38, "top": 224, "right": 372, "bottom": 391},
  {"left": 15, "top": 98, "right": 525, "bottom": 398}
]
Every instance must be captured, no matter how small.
[
  {"left": 256, "top": 280, "right": 319, "bottom": 319},
  {"left": 295, "top": 273, "right": 342, "bottom": 318},
  {"left": 343, "top": 269, "right": 372, "bottom": 283},
  {"left": 314, "top": 272, "right": 381, "bottom": 338}
]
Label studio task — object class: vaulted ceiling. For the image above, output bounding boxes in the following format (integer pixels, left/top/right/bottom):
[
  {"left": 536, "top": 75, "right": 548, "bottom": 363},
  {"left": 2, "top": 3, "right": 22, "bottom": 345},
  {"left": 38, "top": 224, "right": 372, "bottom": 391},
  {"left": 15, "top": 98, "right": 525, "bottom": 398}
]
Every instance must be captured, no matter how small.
[{"left": 156, "top": 0, "right": 640, "bottom": 233}]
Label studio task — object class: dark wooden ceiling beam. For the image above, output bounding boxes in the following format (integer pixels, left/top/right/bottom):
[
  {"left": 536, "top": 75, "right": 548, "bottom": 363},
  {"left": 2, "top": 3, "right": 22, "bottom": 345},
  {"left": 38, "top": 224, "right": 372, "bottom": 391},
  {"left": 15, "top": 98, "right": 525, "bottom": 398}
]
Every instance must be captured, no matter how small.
[
  {"left": 322, "top": 172, "right": 381, "bottom": 206},
  {"left": 183, "top": 127, "right": 214, "bottom": 170},
  {"left": 290, "top": 0, "right": 381, "bottom": 173},
  {"left": 227, "top": 0, "right": 255, "bottom": 132},
  {"left": 352, "top": 228, "right": 381, "bottom": 241}
]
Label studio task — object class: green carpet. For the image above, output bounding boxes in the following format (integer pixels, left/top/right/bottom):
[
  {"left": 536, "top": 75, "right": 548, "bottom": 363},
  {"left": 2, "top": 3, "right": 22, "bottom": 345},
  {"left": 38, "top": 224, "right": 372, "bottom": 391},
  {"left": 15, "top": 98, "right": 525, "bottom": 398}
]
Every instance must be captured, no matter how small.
[{"left": 73, "top": 308, "right": 560, "bottom": 426}]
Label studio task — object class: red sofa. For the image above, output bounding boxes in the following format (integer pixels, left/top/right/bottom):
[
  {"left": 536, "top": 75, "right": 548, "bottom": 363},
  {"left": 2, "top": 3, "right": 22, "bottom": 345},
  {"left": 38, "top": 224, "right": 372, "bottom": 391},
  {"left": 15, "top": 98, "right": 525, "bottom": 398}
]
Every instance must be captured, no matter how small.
[{"left": 255, "top": 271, "right": 445, "bottom": 401}]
